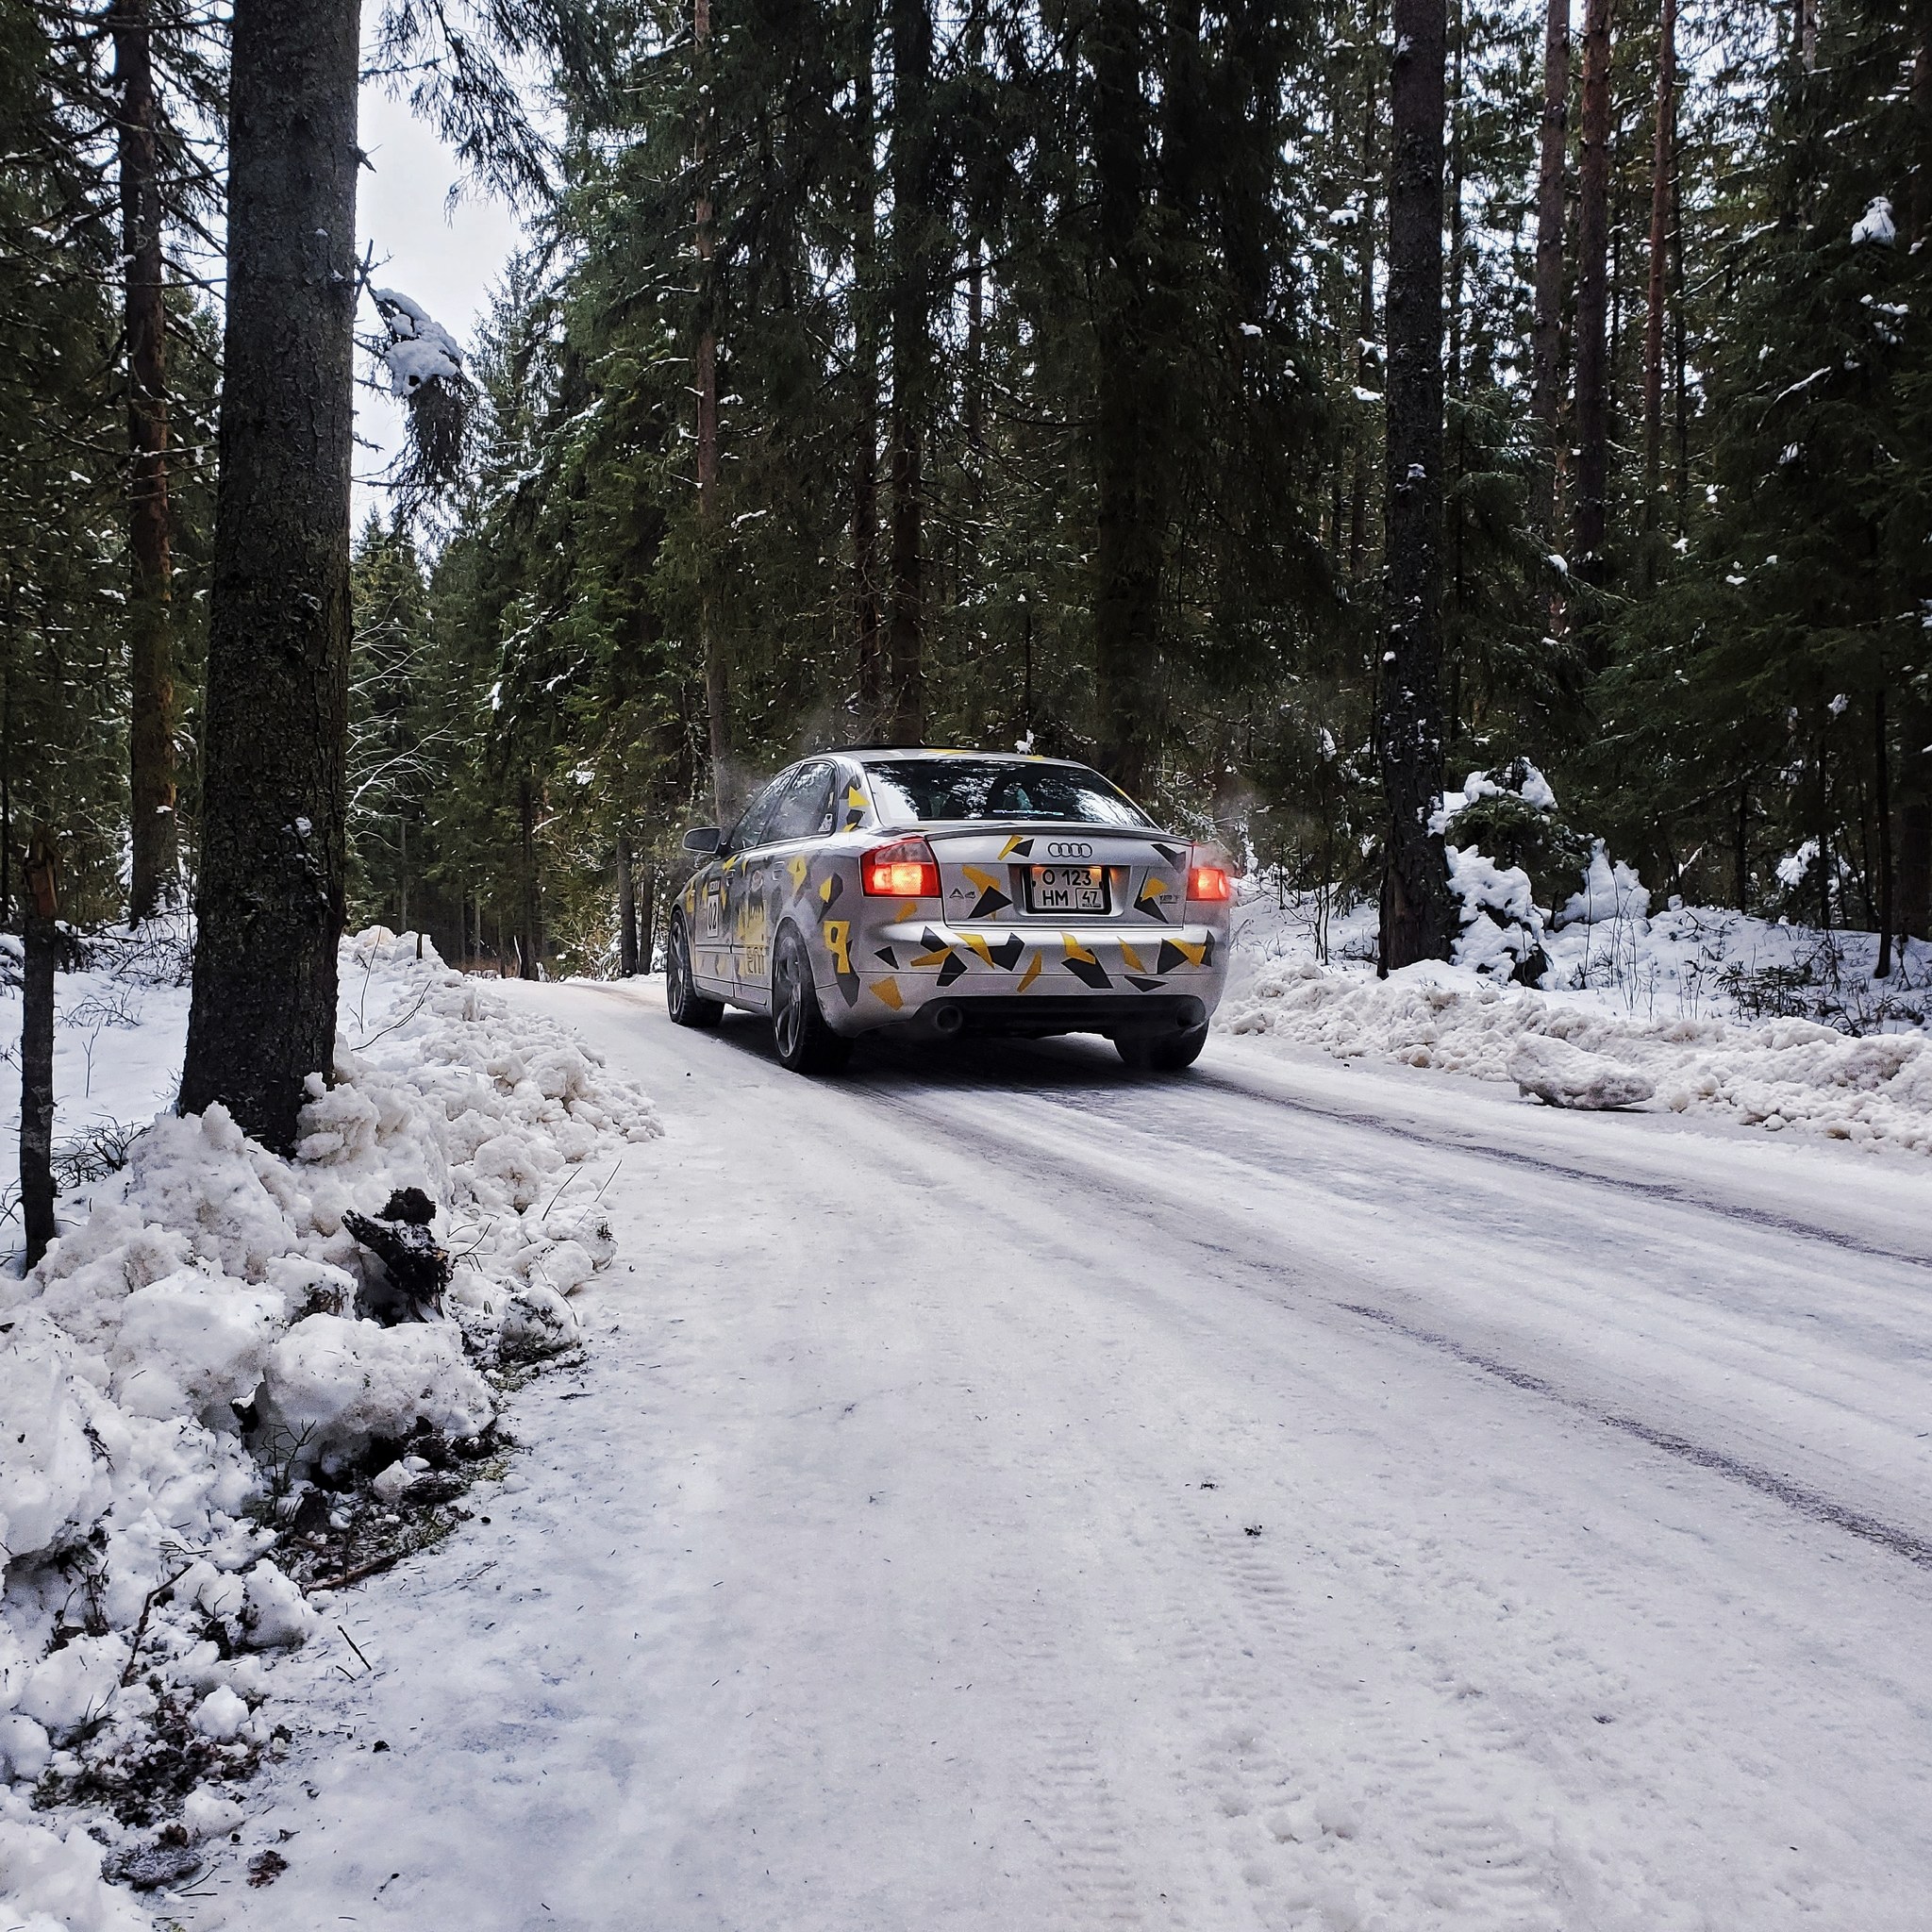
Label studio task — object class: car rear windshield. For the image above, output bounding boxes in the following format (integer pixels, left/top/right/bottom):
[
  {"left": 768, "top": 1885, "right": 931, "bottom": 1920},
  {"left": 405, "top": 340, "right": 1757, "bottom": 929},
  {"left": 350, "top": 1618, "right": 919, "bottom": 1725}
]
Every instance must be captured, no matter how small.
[{"left": 863, "top": 758, "right": 1153, "bottom": 827}]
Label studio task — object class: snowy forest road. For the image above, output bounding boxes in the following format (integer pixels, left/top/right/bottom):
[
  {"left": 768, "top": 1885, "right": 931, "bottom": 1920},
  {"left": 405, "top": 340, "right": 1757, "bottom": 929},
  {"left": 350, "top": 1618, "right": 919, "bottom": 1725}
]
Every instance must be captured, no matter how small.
[{"left": 196, "top": 984, "right": 1932, "bottom": 1932}]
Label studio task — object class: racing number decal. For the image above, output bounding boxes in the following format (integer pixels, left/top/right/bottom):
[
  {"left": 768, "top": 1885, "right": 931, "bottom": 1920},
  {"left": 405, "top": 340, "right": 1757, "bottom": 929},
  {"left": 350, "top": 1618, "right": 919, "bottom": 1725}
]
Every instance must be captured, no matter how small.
[{"left": 698, "top": 876, "right": 724, "bottom": 941}]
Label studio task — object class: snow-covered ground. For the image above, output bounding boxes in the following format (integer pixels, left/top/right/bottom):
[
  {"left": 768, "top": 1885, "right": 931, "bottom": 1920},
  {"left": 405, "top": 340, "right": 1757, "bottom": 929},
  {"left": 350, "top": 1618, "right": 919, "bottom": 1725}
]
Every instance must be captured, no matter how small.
[
  {"left": 1, "top": 936, "right": 657, "bottom": 1929},
  {"left": 152, "top": 981, "right": 1932, "bottom": 1931},
  {"left": 1224, "top": 887, "right": 1932, "bottom": 1154}
]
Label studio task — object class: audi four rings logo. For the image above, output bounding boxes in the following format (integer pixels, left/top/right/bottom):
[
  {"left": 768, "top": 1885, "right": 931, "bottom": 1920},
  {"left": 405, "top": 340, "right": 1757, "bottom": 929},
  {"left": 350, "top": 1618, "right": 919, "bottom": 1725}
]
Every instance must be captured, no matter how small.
[{"left": 1045, "top": 841, "right": 1093, "bottom": 858}]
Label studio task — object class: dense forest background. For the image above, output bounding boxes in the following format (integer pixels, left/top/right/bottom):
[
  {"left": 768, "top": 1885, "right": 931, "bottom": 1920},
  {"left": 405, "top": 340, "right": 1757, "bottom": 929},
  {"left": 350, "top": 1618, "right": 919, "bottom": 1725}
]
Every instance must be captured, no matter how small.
[{"left": 5, "top": 0, "right": 1930, "bottom": 980}]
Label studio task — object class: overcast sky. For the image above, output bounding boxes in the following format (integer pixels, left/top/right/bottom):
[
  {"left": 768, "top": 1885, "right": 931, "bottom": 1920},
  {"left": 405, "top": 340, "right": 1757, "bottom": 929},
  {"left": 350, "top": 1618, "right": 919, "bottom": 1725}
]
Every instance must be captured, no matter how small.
[{"left": 353, "top": 79, "right": 525, "bottom": 524}]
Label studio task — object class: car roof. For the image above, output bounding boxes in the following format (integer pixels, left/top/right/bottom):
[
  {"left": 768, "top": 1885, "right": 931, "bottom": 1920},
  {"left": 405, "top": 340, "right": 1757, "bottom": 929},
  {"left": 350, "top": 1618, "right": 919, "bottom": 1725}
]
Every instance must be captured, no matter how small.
[{"left": 831, "top": 746, "right": 1087, "bottom": 768}]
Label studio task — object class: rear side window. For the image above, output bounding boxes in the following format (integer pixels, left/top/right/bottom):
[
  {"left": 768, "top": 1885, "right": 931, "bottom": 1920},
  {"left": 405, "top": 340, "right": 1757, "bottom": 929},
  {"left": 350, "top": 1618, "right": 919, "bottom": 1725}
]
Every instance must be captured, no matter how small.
[
  {"left": 863, "top": 758, "right": 1152, "bottom": 827},
  {"left": 766, "top": 763, "right": 837, "bottom": 842}
]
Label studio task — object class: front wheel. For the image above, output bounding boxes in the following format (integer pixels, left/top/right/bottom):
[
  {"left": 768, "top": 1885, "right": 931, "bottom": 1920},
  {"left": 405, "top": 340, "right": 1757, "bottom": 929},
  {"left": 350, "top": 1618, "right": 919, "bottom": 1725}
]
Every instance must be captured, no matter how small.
[
  {"left": 772, "top": 928, "right": 851, "bottom": 1074},
  {"left": 1115, "top": 1022, "right": 1208, "bottom": 1073},
  {"left": 666, "top": 917, "right": 724, "bottom": 1029}
]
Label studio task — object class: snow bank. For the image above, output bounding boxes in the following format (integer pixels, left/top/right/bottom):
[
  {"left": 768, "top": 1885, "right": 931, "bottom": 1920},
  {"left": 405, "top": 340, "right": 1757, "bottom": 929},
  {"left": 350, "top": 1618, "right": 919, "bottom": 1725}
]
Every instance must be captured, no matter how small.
[
  {"left": 0, "top": 932, "right": 658, "bottom": 1924},
  {"left": 0, "top": 1814, "right": 147, "bottom": 1932},
  {"left": 1223, "top": 956, "right": 1932, "bottom": 1151}
]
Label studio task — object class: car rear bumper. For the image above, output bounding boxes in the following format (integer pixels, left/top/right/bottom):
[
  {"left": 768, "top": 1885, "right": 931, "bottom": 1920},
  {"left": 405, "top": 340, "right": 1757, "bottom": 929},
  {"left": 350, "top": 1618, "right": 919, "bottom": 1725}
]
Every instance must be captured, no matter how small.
[
  {"left": 819, "top": 915, "right": 1228, "bottom": 1038},
  {"left": 893, "top": 991, "right": 1208, "bottom": 1041}
]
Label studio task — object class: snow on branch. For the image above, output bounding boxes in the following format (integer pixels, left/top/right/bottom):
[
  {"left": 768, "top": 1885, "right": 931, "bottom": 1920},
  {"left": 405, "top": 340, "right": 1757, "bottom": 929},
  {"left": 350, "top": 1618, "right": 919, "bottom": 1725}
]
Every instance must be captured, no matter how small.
[{"left": 367, "top": 286, "right": 477, "bottom": 497}]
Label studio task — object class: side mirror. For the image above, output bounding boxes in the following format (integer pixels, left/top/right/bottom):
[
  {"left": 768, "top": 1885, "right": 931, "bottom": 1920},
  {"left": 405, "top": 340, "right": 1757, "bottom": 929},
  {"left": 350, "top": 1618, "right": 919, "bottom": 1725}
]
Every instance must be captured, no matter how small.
[{"left": 682, "top": 824, "right": 723, "bottom": 855}]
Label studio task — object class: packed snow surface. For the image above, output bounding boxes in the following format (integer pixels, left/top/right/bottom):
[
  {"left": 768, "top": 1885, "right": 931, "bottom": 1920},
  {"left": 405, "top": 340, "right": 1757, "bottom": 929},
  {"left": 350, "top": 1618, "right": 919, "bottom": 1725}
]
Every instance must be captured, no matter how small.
[
  {"left": 169, "top": 982, "right": 1932, "bottom": 1930},
  {"left": 1, "top": 934, "right": 657, "bottom": 1927}
]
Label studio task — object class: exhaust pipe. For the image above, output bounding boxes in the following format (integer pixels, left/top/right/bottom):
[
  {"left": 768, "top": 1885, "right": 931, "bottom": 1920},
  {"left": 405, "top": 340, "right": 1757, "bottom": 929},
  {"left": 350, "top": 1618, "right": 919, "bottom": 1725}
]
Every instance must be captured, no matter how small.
[{"left": 930, "top": 1003, "right": 965, "bottom": 1037}]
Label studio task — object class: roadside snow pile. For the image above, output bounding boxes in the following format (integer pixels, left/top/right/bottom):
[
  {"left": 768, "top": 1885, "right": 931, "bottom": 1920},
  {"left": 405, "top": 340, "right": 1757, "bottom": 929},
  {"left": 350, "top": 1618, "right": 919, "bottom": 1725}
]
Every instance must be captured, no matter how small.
[
  {"left": 1505, "top": 1034, "right": 1656, "bottom": 1111},
  {"left": 1223, "top": 958, "right": 1932, "bottom": 1150},
  {"left": 0, "top": 931, "right": 657, "bottom": 1921}
]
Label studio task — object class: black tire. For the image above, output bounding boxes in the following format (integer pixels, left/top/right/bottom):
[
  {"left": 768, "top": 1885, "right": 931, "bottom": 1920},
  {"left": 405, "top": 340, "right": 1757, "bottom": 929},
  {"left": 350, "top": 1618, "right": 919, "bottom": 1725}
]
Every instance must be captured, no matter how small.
[
  {"left": 1115, "top": 1022, "right": 1209, "bottom": 1073},
  {"left": 666, "top": 916, "right": 724, "bottom": 1029},
  {"left": 772, "top": 926, "right": 851, "bottom": 1074}
]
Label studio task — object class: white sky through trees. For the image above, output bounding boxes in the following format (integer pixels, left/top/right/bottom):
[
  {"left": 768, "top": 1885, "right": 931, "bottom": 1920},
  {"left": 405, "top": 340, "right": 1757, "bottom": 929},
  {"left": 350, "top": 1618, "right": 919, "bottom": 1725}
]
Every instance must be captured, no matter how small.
[{"left": 354, "top": 79, "right": 524, "bottom": 517}]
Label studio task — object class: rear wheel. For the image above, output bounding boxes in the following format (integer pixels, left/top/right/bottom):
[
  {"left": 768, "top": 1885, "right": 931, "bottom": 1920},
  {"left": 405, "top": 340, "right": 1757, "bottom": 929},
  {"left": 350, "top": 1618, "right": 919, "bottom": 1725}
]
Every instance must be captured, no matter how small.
[
  {"left": 1115, "top": 1022, "right": 1208, "bottom": 1073},
  {"left": 772, "top": 927, "right": 851, "bottom": 1074},
  {"left": 666, "top": 916, "right": 724, "bottom": 1029}
]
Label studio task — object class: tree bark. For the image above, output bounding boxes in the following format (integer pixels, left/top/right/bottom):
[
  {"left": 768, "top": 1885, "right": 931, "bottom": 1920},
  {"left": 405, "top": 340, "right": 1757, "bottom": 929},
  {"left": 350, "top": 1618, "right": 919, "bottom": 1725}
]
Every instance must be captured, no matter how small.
[
  {"left": 616, "top": 826, "right": 639, "bottom": 975},
  {"left": 1377, "top": 0, "right": 1456, "bottom": 972},
  {"left": 1530, "top": 0, "right": 1569, "bottom": 541},
  {"left": 638, "top": 867, "right": 658, "bottom": 975},
  {"left": 179, "top": 0, "right": 358, "bottom": 1154},
  {"left": 1734, "top": 775, "right": 1750, "bottom": 913},
  {"left": 20, "top": 834, "right": 58, "bottom": 1269},
  {"left": 852, "top": 8, "right": 884, "bottom": 730},
  {"left": 518, "top": 771, "right": 541, "bottom": 979},
  {"left": 116, "top": 0, "right": 177, "bottom": 924},
  {"left": 1876, "top": 689, "right": 1895, "bottom": 976},
  {"left": 1091, "top": 0, "right": 1160, "bottom": 800},
  {"left": 884, "top": 0, "right": 932, "bottom": 746},
  {"left": 1347, "top": 34, "right": 1378, "bottom": 586},
  {"left": 695, "top": 0, "right": 731, "bottom": 815},
  {"left": 1641, "top": 0, "right": 1675, "bottom": 551},
  {"left": 1894, "top": 30, "right": 1932, "bottom": 942},
  {"left": 1572, "top": 0, "right": 1612, "bottom": 590}
]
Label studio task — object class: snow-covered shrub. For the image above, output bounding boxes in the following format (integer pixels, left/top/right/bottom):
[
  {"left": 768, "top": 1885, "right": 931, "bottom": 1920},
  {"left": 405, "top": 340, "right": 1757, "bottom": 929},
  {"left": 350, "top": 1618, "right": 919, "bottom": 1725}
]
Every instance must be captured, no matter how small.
[
  {"left": 1432, "top": 760, "right": 1583, "bottom": 985},
  {"left": 1556, "top": 841, "right": 1652, "bottom": 930},
  {"left": 1436, "top": 759, "right": 1587, "bottom": 898},
  {"left": 1444, "top": 845, "right": 1550, "bottom": 983}
]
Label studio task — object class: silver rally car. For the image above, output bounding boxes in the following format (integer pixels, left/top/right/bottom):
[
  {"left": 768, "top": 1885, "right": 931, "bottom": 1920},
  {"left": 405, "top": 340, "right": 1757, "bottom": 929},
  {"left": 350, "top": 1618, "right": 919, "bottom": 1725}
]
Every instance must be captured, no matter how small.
[{"left": 667, "top": 748, "right": 1234, "bottom": 1074}]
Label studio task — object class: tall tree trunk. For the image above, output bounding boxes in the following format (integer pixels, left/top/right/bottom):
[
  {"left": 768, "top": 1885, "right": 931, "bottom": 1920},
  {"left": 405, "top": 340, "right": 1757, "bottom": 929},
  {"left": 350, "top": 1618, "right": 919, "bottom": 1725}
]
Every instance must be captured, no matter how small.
[
  {"left": 1091, "top": 0, "right": 1160, "bottom": 799},
  {"left": 1378, "top": 0, "right": 1455, "bottom": 972},
  {"left": 695, "top": 0, "right": 730, "bottom": 814},
  {"left": 1572, "top": 0, "right": 1612, "bottom": 593},
  {"left": 616, "top": 826, "right": 639, "bottom": 975},
  {"left": 20, "top": 833, "right": 58, "bottom": 1268},
  {"left": 1641, "top": 0, "right": 1675, "bottom": 558},
  {"left": 0, "top": 673, "right": 12, "bottom": 926},
  {"left": 179, "top": 0, "right": 358, "bottom": 1154},
  {"left": 1876, "top": 689, "right": 1895, "bottom": 976},
  {"left": 1894, "top": 29, "right": 1932, "bottom": 941},
  {"left": 884, "top": 0, "right": 932, "bottom": 745},
  {"left": 638, "top": 867, "right": 658, "bottom": 975},
  {"left": 1347, "top": 24, "right": 1378, "bottom": 586},
  {"left": 852, "top": 8, "right": 884, "bottom": 731},
  {"left": 518, "top": 772, "right": 541, "bottom": 979},
  {"left": 1531, "top": 0, "right": 1570, "bottom": 542},
  {"left": 1734, "top": 775, "right": 1750, "bottom": 913},
  {"left": 1671, "top": 161, "right": 1688, "bottom": 521},
  {"left": 116, "top": 0, "right": 176, "bottom": 923}
]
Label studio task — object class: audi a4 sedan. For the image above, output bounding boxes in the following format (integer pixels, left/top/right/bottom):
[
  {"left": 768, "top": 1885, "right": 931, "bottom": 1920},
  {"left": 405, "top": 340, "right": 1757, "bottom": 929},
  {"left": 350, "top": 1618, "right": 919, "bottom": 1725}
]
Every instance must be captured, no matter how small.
[{"left": 667, "top": 748, "right": 1234, "bottom": 1074}]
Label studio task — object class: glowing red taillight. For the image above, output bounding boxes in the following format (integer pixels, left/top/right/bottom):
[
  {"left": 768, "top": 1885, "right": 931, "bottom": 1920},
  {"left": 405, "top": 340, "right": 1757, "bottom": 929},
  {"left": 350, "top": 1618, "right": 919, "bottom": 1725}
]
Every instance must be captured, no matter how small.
[
  {"left": 1187, "top": 856, "right": 1232, "bottom": 903},
  {"left": 862, "top": 837, "right": 941, "bottom": 897}
]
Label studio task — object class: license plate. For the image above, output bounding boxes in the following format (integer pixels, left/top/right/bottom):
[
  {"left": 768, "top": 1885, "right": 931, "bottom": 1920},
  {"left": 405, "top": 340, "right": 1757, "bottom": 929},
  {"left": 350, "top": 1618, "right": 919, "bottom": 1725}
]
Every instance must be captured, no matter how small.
[{"left": 1024, "top": 864, "right": 1109, "bottom": 914}]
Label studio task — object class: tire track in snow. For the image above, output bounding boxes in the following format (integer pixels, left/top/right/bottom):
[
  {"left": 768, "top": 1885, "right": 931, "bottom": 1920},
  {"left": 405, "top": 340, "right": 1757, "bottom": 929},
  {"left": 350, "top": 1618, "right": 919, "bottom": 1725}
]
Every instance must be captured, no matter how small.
[
  {"left": 862, "top": 1078, "right": 1932, "bottom": 1576},
  {"left": 1339, "top": 1301, "right": 1932, "bottom": 1570},
  {"left": 1142, "top": 1065, "right": 1932, "bottom": 1275}
]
